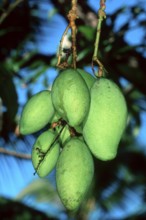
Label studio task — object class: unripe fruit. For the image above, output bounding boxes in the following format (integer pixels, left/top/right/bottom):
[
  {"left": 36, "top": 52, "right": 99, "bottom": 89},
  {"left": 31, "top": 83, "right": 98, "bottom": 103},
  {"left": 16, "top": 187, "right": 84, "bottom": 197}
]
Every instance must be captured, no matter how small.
[
  {"left": 20, "top": 90, "right": 55, "bottom": 135},
  {"left": 77, "top": 68, "right": 96, "bottom": 128},
  {"left": 55, "top": 125, "right": 71, "bottom": 146},
  {"left": 51, "top": 112, "right": 61, "bottom": 123},
  {"left": 32, "top": 130, "right": 60, "bottom": 177},
  {"left": 55, "top": 125, "right": 83, "bottom": 146},
  {"left": 56, "top": 138, "right": 94, "bottom": 211},
  {"left": 77, "top": 68, "right": 96, "bottom": 89},
  {"left": 83, "top": 78, "right": 128, "bottom": 161},
  {"left": 60, "top": 126, "right": 70, "bottom": 145},
  {"left": 74, "top": 125, "right": 82, "bottom": 134},
  {"left": 51, "top": 68, "right": 90, "bottom": 127}
]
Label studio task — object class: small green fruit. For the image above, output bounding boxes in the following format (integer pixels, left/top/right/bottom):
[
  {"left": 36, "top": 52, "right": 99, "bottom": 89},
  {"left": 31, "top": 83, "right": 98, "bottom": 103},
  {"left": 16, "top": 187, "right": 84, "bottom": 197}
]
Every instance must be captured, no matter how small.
[
  {"left": 51, "top": 68, "right": 90, "bottom": 127},
  {"left": 51, "top": 112, "right": 61, "bottom": 123},
  {"left": 20, "top": 90, "right": 54, "bottom": 135},
  {"left": 83, "top": 78, "right": 128, "bottom": 161},
  {"left": 32, "top": 130, "right": 60, "bottom": 177},
  {"left": 56, "top": 138, "right": 94, "bottom": 211},
  {"left": 74, "top": 125, "right": 82, "bottom": 134},
  {"left": 60, "top": 126, "right": 70, "bottom": 145},
  {"left": 77, "top": 68, "right": 96, "bottom": 89},
  {"left": 55, "top": 125, "right": 71, "bottom": 146}
]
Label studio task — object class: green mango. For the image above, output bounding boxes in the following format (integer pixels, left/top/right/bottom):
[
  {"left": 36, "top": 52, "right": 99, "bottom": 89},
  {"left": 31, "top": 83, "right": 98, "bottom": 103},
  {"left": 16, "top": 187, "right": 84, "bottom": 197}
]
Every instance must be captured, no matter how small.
[
  {"left": 51, "top": 112, "right": 61, "bottom": 123},
  {"left": 20, "top": 90, "right": 54, "bottom": 135},
  {"left": 55, "top": 125, "right": 71, "bottom": 146},
  {"left": 60, "top": 126, "right": 70, "bottom": 145},
  {"left": 77, "top": 68, "right": 96, "bottom": 89},
  {"left": 77, "top": 68, "right": 96, "bottom": 128},
  {"left": 74, "top": 125, "right": 82, "bottom": 134},
  {"left": 32, "top": 130, "right": 60, "bottom": 177},
  {"left": 83, "top": 78, "right": 128, "bottom": 161},
  {"left": 56, "top": 138, "right": 94, "bottom": 211},
  {"left": 55, "top": 124, "right": 84, "bottom": 146},
  {"left": 51, "top": 68, "right": 90, "bottom": 127}
]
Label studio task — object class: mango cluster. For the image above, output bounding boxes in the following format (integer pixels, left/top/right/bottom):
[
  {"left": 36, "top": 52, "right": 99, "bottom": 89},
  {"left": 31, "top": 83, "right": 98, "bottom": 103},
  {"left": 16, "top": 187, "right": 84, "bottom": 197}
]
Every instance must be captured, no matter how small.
[{"left": 19, "top": 68, "right": 128, "bottom": 211}]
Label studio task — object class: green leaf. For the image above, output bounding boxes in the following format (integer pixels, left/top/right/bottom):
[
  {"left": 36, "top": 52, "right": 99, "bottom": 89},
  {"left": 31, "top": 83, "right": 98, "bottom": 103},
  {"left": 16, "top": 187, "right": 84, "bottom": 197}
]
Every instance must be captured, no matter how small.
[
  {"left": 78, "top": 25, "right": 95, "bottom": 41},
  {"left": 77, "top": 47, "right": 92, "bottom": 62},
  {"left": 25, "top": 65, "right": 48, "bottom": 84},
  {"left": 0, "top": 63, "right": 18, "bottom": 121},
  {"left": 0, "top": 196, "right": 58, "bottom": 220}
]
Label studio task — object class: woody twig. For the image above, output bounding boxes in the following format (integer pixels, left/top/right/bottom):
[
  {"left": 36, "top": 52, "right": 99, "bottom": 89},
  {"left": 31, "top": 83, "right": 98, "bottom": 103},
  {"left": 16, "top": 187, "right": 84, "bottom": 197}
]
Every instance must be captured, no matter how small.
[{"left": 92, "top": 0, "right": 106, "bottom": 77}]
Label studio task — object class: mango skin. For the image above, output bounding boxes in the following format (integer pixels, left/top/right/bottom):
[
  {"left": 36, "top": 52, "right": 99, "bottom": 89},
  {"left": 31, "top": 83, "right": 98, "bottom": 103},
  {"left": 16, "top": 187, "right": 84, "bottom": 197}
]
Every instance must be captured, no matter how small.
[
  {"left": 55, "top": 125, "right": 83, "bottom": 146},
  {"left": 83, "top": 78, "right": 128, "bottom": 161},
  {"left": 51, "top": 112, "right": 61, "bottom": 123},
  {"left": 60, "top": 126, "right": 70, "bottom": 145},
  {"left": 56, "top": 138, "right": 94, "bottom": 211},
  {"left": 20, "top": 90, "right": 54, "bottom": 135},
  {"left": 51, "top": 68, "right": 90, "bottom": 127},
  {"left": 77, "top": 68, "right": 96, "bottom": 129},
  {"left": 32, "top": 130, "right": 60, "bottom": 178},
  {"left": 55, "top": 125, "right": 71, "bottom": 146},
  {"left": 77, "top": 68, "right": 96, "bottom": 89},
  {"left": 74, "top": 125, "right": 82, "bottom": 134}
]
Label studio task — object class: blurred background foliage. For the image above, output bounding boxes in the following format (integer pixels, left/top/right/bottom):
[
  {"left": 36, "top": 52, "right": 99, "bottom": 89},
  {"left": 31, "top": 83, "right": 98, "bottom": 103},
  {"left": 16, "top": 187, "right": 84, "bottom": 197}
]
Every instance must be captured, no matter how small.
[{"left": 0, "top": 0, "right": 146, "bottom": 219}]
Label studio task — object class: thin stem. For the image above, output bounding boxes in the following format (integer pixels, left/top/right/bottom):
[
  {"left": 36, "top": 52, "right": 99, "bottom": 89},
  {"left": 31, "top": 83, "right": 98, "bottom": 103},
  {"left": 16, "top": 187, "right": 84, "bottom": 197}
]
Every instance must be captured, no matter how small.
[
  {"left": 93, "top": 18, "right": 103, "bottom": 61},
  {"left": 0, "top": 147, "right": 31, "bottom": 160},
  {"left": 68, "top": 0, "right": 78, "bottom": 68},
  {"left": 0, "top": 0, "right": 24, "bottom": 25},
  {"left": 34, "top": 122, "right": 66, "bottom": 175},
  {"left": 92, "top": 0, "right": 106, "bottom": 77}
]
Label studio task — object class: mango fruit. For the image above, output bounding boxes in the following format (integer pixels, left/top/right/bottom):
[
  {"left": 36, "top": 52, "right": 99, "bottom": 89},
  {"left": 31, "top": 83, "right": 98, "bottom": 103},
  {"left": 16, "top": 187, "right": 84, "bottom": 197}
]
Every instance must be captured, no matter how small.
[
  {"left": 60, "top": 126, "right": 70, "bottom": 145},
  {"left": 20, "top": 90, "right": 54, "bottom": 135},
  {"left": 77, "top": 68, "right": 96, "bottom": 128},
  {"left": 51, "top": 112, "right": 61, "bottom": 123},
  {"left": 83, "top": 78, "right": 128, "bottom": 161},
  {"left": 56, "top": 138, "right": 94, "bottom": 211},
  {"left": 55, "top": 125, "right": 71, "bottom": 146},
  {"left": 51, "top": 68, "right": 90, "bottom": 127},
  {"left": 74, "top": 125, "right": 82, "bottom": 134},
  {"left": 32, "top": 130, "right": 60, "bottom": 177},
  {"left": 77, "top": 68, "right": 96, "bottom": 89}
]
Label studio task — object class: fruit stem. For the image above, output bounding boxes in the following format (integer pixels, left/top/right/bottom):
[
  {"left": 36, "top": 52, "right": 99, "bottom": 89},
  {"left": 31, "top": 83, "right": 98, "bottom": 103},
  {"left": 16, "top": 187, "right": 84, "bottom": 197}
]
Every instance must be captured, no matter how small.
[
  {"left": 92, "top": 0, "right": 106, "bottom": 77},
  {"left": 34, "top": 120, "right": 67, "bottom": 175},
  {"left": 67, "top": 0, "right": 78, "bottom": 69},
  {"left": 0, "top": 0, "right": 24, "bottom": 25}
]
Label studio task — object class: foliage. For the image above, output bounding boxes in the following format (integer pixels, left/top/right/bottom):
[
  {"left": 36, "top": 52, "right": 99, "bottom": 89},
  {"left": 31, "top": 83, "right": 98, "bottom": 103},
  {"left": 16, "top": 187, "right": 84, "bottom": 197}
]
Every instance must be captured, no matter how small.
[
  {"left": 0, "top": 0, "right": 146, "bottom": 219},
  {"left": 0, "top": 196, "right": 58, "bottom": 220}
]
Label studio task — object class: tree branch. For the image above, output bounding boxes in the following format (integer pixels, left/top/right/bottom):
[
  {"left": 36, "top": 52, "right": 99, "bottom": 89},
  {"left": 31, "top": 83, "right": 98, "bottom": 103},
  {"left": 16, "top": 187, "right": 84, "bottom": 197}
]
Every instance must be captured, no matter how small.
[
  {"left": 68, "top": 0, "right": 78, "bottom": 68},
  {"left": 0, "top": 0, "right": 24, "bottom": 25},
  {"left": 0, "top": 147, "right": 31, "bottom": 160},
  {"left": 92, "top": 0, "right": 106, "bottom": 77}
]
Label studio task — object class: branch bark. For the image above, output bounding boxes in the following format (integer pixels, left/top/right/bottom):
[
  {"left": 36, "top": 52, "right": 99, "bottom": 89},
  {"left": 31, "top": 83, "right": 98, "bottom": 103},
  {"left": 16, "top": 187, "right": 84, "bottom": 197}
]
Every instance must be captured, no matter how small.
[
  {"left": 0, "top": 0, "right": 24, "bottom": 25},
  {"left": 0, "top": 147, "right": 31, "bottom": 160}
]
